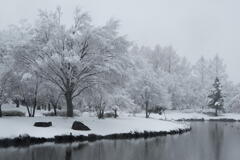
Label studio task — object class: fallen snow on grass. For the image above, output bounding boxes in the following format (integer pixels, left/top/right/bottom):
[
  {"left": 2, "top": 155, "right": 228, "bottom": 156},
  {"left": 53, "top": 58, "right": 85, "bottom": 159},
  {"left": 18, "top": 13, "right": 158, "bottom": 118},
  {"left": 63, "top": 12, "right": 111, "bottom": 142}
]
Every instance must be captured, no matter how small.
[
  {"left": 0, "top": 114, "right": 189, "bottom": 139},
  {"left": 155, "top": 111, "right": 240, "bottom": 121},
  {"left": 0, "top": 104, "right": 190, "bottom": 139}
]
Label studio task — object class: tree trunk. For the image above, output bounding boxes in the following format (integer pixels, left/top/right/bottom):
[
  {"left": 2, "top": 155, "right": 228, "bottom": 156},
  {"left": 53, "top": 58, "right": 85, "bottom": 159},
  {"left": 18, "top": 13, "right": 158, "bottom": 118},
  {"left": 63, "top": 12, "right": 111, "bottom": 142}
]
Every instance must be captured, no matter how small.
[
  {"left": 114, "top": 110, "right": 117, "bottom": 118},
  {"left": 52, "top": 103, "right": 57, "bottom": 116},
  {"left": 145, "top": 101, "right": 149, "bottom": 118},
  {"left": 51, "top": 94, "right": 61, "bottom": 116},
  {"left": 53, "top": 106, "right": 57, "bottom": 116},
  {"left": 97, "top": 108, "right": 104, "bottom": 119},
  {"left": 32, "top": 99, "right": 37, "bottom": 117},
  {"left": 32, "top": 74, "right": 39, "bottom": 117},
  {"left": 163, "top": 111, "right": 167, "bottom": 120},
  {"left": 16, "top": 100, "right": 20, "bottom": 108},
  {"left": 26, "top": 105, "right": 32, "bottom": 117},
  {"left": 65, "top": 92, "right": 73, "bottom": 117},
  {"left": 48, "top": 103, "right": 51, "bottom": 111},
  {"left": 100, "top": 109, "right": 104, "bottom": 119},
  {"left": 101, "top": 109, "right": 104, "bottom": 118},
  {"left": 0, "top": 104, "right": 2, "bottom": 117},
  {"left": 215, "top": 108, "right": 218, "bottom": 116}
]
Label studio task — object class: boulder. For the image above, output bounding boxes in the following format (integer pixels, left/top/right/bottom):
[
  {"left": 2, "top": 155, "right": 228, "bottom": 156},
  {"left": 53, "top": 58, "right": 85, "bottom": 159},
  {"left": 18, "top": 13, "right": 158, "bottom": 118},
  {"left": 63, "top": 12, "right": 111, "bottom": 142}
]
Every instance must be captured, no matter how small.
[
  {"left": 34, "top": 122, "right": 52, "bottom": 127},
  {"left": 71, "top": 121, "right": 90, "bottom": 131}
]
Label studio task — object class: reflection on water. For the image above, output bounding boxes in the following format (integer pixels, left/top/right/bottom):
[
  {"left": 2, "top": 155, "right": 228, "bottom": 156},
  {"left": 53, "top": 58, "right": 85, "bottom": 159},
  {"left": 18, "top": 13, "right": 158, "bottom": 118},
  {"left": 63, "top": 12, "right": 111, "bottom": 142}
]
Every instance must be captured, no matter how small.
[
  {"left": 209, "top": 123, "right": 224, "bottom": 160},
  {"left": 1, "top": 122, "right": 240, "bottom": 160}
]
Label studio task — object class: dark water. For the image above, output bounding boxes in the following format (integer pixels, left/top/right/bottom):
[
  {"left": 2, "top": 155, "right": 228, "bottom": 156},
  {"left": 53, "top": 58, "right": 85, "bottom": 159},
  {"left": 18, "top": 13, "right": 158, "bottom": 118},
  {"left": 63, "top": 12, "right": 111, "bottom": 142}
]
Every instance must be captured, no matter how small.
[{"left": 1, "top": 122, "right": 240, "bottom": 160}]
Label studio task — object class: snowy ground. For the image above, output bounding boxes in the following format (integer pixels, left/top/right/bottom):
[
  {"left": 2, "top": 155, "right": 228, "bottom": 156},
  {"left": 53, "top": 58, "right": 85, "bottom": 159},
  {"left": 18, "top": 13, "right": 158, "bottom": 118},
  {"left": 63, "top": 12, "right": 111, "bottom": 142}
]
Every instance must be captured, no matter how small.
[
  {"left": 0, "top": 104, "right": 189, "bottom": 139},
  {"left": 155, "top": 110, "right": 240, "bottom": 121}
]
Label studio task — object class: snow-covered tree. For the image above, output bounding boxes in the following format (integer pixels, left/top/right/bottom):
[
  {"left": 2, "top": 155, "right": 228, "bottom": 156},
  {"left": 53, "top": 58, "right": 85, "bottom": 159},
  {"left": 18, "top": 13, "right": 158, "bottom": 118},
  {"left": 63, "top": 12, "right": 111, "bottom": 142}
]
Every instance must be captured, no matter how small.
[
  {"left": 40, "top": 83, "right": 64, "bottom": 115},
  {"left": 0, "top": 35, "right": 16, "bottom": 117},
  {"left": 228, "top": 93, "right": 240, "bottom": 113},
  {"left": 207, "top": 77, "right": 224, "bottom": 116},
  {"left": 16, "top": 8, "right": 129, "bottom": 117},
  {"left": 85, "top": 85, "right": 111, "bottom": 119},
  {"left": 127, "top": 45, "right": 171, "bottom": 118},
  {"left": 1, "top": 6, "right": 239, "bottom": 118},
  {"left": 193, "top": 56, "right": 208, "bottom": 85},
  {"left": 18, "top": 72, "right": 42, "bottom": 117},
  {"left": 0, "top": 71, "right": 13, "bottom": 117}
]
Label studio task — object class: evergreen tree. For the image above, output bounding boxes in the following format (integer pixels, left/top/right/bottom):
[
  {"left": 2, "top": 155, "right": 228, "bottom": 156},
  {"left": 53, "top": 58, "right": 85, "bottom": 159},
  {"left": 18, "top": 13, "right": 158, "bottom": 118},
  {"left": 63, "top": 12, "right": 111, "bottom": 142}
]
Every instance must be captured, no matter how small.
[{"left": 207, "top": 77, "right": 224, "bottom": 116}]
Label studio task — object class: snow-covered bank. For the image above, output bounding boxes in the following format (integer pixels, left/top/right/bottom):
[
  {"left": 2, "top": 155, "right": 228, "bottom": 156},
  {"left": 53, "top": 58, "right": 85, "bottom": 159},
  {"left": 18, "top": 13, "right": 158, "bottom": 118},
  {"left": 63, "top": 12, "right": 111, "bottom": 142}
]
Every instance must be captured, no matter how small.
[
  {"left": 156, "top": 111, "right": 240, "bottom": 121},
  {"left": 0, "top": 104, "right": 192, "bottom": 147},
  {"left": 0, "top": 104, "right": 190, "bottom": 140},
  {"left": 0, "top": 115, "right": 189, "bottom": 139}
]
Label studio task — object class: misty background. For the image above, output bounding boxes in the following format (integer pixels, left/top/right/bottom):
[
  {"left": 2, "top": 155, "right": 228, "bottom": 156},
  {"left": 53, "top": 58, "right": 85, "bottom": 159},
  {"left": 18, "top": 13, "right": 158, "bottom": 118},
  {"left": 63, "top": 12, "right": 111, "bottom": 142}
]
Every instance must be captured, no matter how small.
[{"left": 0, "top": 0, "right": 240, "bottom": 82}]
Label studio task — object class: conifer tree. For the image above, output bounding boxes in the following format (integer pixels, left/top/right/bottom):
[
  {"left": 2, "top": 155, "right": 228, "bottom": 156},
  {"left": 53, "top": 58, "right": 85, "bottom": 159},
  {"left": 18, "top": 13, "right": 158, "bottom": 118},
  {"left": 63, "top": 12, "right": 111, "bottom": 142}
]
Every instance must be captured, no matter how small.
[{"left": 207, "top": 77, "right": 224, "bottom": 116}]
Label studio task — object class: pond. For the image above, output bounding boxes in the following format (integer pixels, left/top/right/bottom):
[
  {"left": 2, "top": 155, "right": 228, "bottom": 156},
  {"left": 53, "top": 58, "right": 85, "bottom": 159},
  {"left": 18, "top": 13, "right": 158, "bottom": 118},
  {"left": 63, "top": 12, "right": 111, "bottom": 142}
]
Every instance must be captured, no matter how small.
[{"left": 1, "top": 122, "right": 240, "bottom": 160}]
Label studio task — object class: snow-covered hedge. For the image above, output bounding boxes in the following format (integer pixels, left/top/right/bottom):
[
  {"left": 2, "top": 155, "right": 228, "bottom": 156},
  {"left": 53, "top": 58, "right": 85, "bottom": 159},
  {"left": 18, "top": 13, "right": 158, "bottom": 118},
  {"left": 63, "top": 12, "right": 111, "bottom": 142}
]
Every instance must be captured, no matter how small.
[
  {"left": 2, "top": 110, "right": 25, "bottom": 117},
  {"left": 42, "top": 110, "right": 79, "bottom": 117}
]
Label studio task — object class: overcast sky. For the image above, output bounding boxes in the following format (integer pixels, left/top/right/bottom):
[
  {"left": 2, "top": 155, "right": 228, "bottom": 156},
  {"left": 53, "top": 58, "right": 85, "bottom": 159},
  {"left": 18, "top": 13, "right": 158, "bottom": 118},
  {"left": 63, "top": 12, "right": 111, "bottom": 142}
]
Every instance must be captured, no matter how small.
[{"left": 1, "top": 0, "right": 240, "bottom": 83}]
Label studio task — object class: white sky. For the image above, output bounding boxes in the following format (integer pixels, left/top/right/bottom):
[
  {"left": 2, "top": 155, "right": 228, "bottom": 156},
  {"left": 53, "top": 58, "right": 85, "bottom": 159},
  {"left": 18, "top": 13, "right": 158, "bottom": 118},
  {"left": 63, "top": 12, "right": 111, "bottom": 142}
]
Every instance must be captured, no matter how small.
[{"left": 1, "top": 0, "right": 240, "bottom": 83}]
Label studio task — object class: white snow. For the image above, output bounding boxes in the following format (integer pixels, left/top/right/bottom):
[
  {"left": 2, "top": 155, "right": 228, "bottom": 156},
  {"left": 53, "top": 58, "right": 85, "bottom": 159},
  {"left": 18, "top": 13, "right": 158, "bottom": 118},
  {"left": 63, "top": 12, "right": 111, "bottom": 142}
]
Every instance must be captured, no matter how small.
[
  {"left": 155, "top": 110, "right": 240, "bottom": 121},
  {"left": 0, "top": 104, "right": 189, "bottom": 139},
  {"left": 6, "top": 103, "right": 240, "bottom": 140},
  {"left": 0, "top": 115, "right": 189, "bottom": 138}
]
